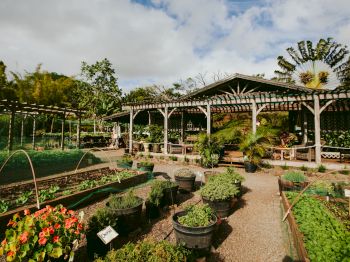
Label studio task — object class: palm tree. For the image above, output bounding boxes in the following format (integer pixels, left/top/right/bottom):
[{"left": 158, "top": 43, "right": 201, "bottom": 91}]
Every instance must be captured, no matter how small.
[{"left": 274, "top": 38, "right": 350, "bottom": 89}]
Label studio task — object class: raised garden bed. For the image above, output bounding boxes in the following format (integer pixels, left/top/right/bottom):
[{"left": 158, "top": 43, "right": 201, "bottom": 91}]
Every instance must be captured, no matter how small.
[{"left": 0, "top": 167, "right": 148, "bottom": 235}]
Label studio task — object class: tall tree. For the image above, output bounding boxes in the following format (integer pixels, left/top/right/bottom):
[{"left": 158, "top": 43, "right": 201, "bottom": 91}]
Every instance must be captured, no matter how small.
[{"left": 0, "top": 60, "right": 17, "bottom": 100}]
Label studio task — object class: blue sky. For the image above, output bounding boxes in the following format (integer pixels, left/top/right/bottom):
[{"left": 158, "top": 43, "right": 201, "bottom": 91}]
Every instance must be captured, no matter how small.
[{"left": 0, "top": 0, "right": 349, "bottom": 92}]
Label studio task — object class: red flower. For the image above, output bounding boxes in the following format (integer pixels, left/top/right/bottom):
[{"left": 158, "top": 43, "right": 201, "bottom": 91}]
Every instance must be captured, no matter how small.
[
  {"left": 68, "top": 210, "right": 75, "bottom": 215},
  {"left": 19, "top": 232, "right": 29, "bottom": 244},
  {"left": 48, "top": 226, "right": 55, "bottom": 235},
  {"left": 53, "top": 236, "right": 59, "bottom": 243},
  {"left": 74, "top": 230, "right": 80, "bottom": 235},
  {"left": 60, "top": 207, "right": 67, "bottom": 214},
  {"left": 77, "top": 223, "right": 83, "bottom": 231},
  {"left": 7, "top": 250, "right": 15, "bottom": 257},
  {"left": 54, "top": 223, "right": 61, "bottom": 229},
  {"left": 1, "top": 239, "right": 7, "bottom": 246},
  {"left": 39, "top": 231, "right": 45, "bottom": 238},
  {"left": 24, "top": 209, "right": 30, "bottom": 216},
  {"left": 38, "top": 237, "right": 47, "bottom": 246},
  {"left": 7, "top": 220, "right": 15, "bottom": 227}
]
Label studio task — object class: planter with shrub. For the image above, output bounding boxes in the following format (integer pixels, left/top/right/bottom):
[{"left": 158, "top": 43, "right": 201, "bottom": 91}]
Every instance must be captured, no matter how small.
[
  {"left": 136, "top": 161, "right": 154, "bottom": 172},
  {"left": 146, "top": 181, "right": 164, "bottom": 219},
  {"left": 279, "top": 171, "right": 308, "bottom": 191},
  {"left": 174, "top": 168, "right": 196, "bottom": 192},
  {"left": 200, "top": 177, "right": 239, "bottom": 218},
  {"left": 107, "top": 190, "right": 143, "bottom": 235},
  {"left": 116, "top": 155, "right": 133, "bottom": 169},
  {"left": 208, "top": 167, "right": 245, "bottom": 197},
  {"left": 87, "top": 207, "right": 118, "bottom": 259},
  {"left": 160, "top": 180, "right": 179, "bottom": 206},
  {"left": 204, "top": 170, "right": 220, "bottom": 183},
  {"left": 195, "top": 134, "right": 222, "bottom": 168},
  {"left": 172, "top": 204, "right": 217, "bottom": 252},
  {"left": 94, "top": 238, "right": 193, "bottom": 261}
]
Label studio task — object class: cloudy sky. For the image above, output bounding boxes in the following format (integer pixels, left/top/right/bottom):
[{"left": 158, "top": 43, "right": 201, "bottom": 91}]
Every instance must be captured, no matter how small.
[{"left": 0, "top": 0, "right": 349, "bottom": 92}]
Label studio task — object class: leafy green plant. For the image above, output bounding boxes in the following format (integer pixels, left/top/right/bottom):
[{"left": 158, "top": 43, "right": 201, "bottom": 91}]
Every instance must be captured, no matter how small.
[
  {"left": 178, "top": 204, "right": 214, "bottom": 227},
  {"left": 62, "top": 190, "right": 72, "bottom": 196},
  {"left": 339, "top": 166, "right": 350, "bottom": 175},
  {"left": 300, "top": 165, "right": 308, "bottom": 171},
  {"left": 317, "top": 164, "right": 327, "bottom": 173},
  {"left": 239, "top": 132, "right": 269, "bottom": 165},
  {"left": 94, "top": 239, "right": 193, "bottom": 262},
  {"left": 169, "top": 156, "right": 178, "bottom": 161},
  {"left": 184, "top": 156, "right": 190, "bottom": 163},
  {"left": 195, "top": 134, "right": 222, "bottom": 168},
  {"left": 78, "top": 180, "right": 97, "bottom": 191},
  {"left": 281, "top": 163, "right": 289, "bottom": 170},
  {"left": 200, "top": 179, "right": 239, "bottom": 201},
  {"left": 15, "top": 191, "right": 33, "bottom": 206},
  {"left": 285, "top": 192, "right": 350, "bottom": 261},
  {"left": 282, "top": 171, "right": 306, "bottom": 183},
  {"left": 108, "top": 190, "right": 142, "bottom": 210},
  {"left": 0, "top": 200, "right": 9, "bottom": 214},
  {"left": 39, "top": 185, "right": 60, "bottom": 203},
  {"left": 117, "top": 155, "right": 133, "bottom": 165},
  {"left": 308, "top": 180, "right": 335, "bottom": 196},
  {"left": 147, "top": 181, "right": 165, "bottom": 206},
  {"left": 174, "top": 168, "right": 195, "bottom": 178},
  {"left": 87, "top": 207, "right": 118, "bottom": 237},
  {"left": 138, "top": 161, "right": 154, "bottom": 167}
]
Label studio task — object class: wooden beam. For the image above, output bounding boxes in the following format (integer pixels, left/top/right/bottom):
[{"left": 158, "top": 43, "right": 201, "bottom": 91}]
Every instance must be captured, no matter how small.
[
  {"left": 320, "top": 100, "right": 335, "bottom": 114},
  {"left": 302, "top": 102, "right": 314, "bottom": 115}
]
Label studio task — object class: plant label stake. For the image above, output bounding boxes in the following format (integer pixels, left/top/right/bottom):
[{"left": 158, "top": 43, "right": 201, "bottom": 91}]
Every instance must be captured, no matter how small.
[
  {"left": 97, "top": 226, "right": 119, "bottom": 246},
  {"left": 344, "top": 189, "right": 350, "bottom": 217}
]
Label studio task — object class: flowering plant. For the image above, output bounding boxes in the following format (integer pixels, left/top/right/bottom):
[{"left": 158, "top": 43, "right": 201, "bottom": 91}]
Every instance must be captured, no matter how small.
[{"left": 0, "top": 205, "right": 85, "bottom": 262}]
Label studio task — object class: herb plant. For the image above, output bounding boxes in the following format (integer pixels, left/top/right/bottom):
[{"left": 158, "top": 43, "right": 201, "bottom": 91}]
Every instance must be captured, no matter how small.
[
  {"left": 308, "top": 180, "right": 335, "bottom": 196},
  {"left": 39, "top": 185, "right": 60, "bottom": 203},
  {"left": 282, "top": 171, "right": 306, "bottom": 183},
  {"left": 200, "top": 180, "right": 239, "bottom": 201},
  {"left": 209, "top": 167, "right": 245, "bottom": 184},
  {"left": 317, "top": 164, "right": 327, "bottom": 173},
  {"left": 108, "top": 190, "right": 142, "bottom": 210},
  {"left": 0, "top": 200, "right": 9, "bottom": 214},
  {"left": 147, "top": 181, "right": 165, "bottom": 206},
  {"left": 15, "top": 191, "right": 33, "bottom": 206},
  {"left": 78, "top": 180, "right": 97, "bottom": 191},
  {"left": 174, "top": 168, "right": 195, "bottom": 178},
  {"left": 139, "top": 161, "right": 154, "bottom": 167},
  {"left": 178, "top": 204, "right": 214, "bottom": 227}
]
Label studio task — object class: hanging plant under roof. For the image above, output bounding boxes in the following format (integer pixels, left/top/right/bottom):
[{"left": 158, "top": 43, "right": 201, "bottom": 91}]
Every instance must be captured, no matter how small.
[{"left": 274, "top": 38, "right": 350, "bottom": 89}]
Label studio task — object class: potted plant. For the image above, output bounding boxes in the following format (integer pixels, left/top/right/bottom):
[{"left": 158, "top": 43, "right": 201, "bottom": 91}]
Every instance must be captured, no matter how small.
[
  {"left": 174, "top": 168, "right": 196, "bottom": 193},
  {"left": 279, "top": 171, "right": 308, "bottom": 191},
  {"left": 200, "top": 178, "right": 239, "bottom": 218},
  {"left": 146, "top": 181, "right": 165, "bottom": 219},
  {"left": 137, "top": 161, "right": 155, "bottom": 172},
  {"left": 94, "top": 239, "right": 192, "bottom": 261},
  {"left": 204, "top": 170, "right": 220, "bottom": 183},
  {"left": 116, "top": 155, "right": 133, "bottom": 169},
  {"left": 107, "top": 190, "right": 143, "bottom": 235},
  {"left": 86, "top": 207, "right": 118, "bottom": 259},
  {"left": 146, "top": 125, "right": 163, "bottom": 153},
  {"left": 0, "top": 205, "right": 85, "bottom": 262},
  {"left": 239, "top": 132, "right": 269, "bottom": 173},
  {"left": 172, "top": 204, "right": 217, "bottom": 252},
  {"left": 195, "top": 134, "right": 222, "bottom": 168},
  {"left": 159, "top": 180, "right": 179, "bottom": 206},
  {"left": 208, "top": 167, "right": 245, "bottom": 197}
]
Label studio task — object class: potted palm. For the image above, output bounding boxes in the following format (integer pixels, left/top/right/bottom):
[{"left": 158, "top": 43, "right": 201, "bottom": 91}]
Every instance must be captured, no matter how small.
[
  {"left": 174, "top": 168, "right": 196, "bottom": 193},
  {"left": 239, "top": 132, "right": 269, "bottom": 173},
  {"left": 172, "top": 204, "right": 217, "bottom": 252},
  {"left": 195, "top": 134, "right": 222, "bottom": 168}
]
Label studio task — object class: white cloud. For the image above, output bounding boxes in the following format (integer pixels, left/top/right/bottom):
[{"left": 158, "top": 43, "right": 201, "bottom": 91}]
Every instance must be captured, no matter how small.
[{"left": 0, "top": 0, "right": 349, "bottom": 91}]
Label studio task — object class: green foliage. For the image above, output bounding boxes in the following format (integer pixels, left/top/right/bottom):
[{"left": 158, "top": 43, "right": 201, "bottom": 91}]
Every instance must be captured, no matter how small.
[
  {"left": 282, "top": 171, "right": 306, "bottom": 183},
  {"left": 0, "top": 200, "right": 9, "bottom": 214},
  {"left": 62, "top": 190, "right": 72, "bottom": 196},
  {"left": 174, "top": 168, "right": 195, "bottom": 178},
  {"left": 169, "top": 156, "right": 178, "bottom": 161},
  {"left": 139, "top": 161, "right": 154, "bottom": 167},
  {"left": 208, "top": 167, "right": 245, "bottom": 184},
  {"left": 39, "top": 185, "right": 60, "bottom": 203},
  {"left": 322, "top": 130, "right": 350, "bottom": 147},
  {"left": 87, "top": 207, "right": 118, "bottom": 236},
  {"left": 145, "top": 125, "right": 163, "bottom": 143},
  {"left": 178, "top": 204, "right": 214, "bottom": 227},
  {"left": 108, "top": 190, "right": 142, "bottom": 210},
  {"left": 118, "top": 155, "right": 133, "bottom": 165},
  {"left": 281, "top": 164, "right": 289, "bottom": 170},
  {"left": 308, "top": 181, "right": 335, "bottom": 196},
  {"left": 78, "top": 180, "right": 97, "bottom": 191},
  {"left": 195, "top": 134, "right": 222, "bottom": 168},
  {"left": 317, "top": 164, "right": 327, "bottom": 173},
  {"left": 285, "top": 192, "right": 350, "bottom": 261},
  {"left": 94, "top": 239, "right": 193, "bottom": 262},
  {"left": 300, "top": 165, "right": 308, "bottom": 171},
  {"left": 200, "top": 179, "right": 239, "bottom": 201},
  {"left": 15, "top": 191, "right": 33, "bottom": 206},
  {"left": 239, "top": 132, "right": 269, "bottom": 165},
  {"left": 212, "top": 119, "right": 244, "bottom": 144},
  {"left": 147, "top": 180, "right": 169, "bottom": 206},
  {"left": 339, "top": 166, "right": 350, "bottom": 175}
]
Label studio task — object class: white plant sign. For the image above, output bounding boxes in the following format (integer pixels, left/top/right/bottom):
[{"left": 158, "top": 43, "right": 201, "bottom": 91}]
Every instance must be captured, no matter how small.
[{"left": 97, "top": 226, "right": 119, "bottom": 245}]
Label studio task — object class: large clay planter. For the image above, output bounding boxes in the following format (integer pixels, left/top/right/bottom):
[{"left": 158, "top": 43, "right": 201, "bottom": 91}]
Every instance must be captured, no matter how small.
[
  {"left": 172, "top": 211, "right": 217, "bottom": 251},
  {"left": 175, "top": 175, "right": 196, "bottom": 193},
  {"left": 202, "top": 197, "right": 233, "bottom": 218}
]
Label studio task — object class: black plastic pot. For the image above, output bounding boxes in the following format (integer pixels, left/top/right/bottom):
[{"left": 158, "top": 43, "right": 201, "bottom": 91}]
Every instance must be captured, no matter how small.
[
  {"left": 172, "top": 211, "right": 217, "bottom": 251},
  {"left": 244, "top": 162, "right": 257, "bottom": 173},
  {"left": 145, "top": 201, "right": 160, "bottom": 219},
  {"left": 202, "top": 197, "right": 233, "bottom": 218},
  {"left": 137, "top": 163, "right": 154, "bottom": 173},
  {"left": 116, "top": 160, "right": 133, "bottom": 169},
  {"left": 175, "top": 175, "right": 196, "bottom": 192},
  {"left": 162, "top": 185, "right": 179, "bottom": 206},
  {"left": 87, "top": 233, "right": 109, "bottom": 259},
  {"left": 107, "top": 197, "right": 143, "bottom": 235}
]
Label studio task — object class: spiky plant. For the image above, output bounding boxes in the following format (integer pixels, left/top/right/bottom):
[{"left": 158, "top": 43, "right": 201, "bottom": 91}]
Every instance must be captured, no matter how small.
[
  {"left": 239, "top": 132, "right": 270, "bottom": 165},
  {"left": 274, "top": 38, "right": 350, "bottom": 89}
]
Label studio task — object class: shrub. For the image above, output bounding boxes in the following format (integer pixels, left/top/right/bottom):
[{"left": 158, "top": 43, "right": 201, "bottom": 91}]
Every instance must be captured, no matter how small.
[
  {"left": 147, "top": 181, "right": 165, "bottom": 206},
  {"left": 169, "top": 156, "right": 178, "bottom": 161},
  {"left": 178, "top": 204, "right": 214, "bottom": 227},
  {"left": 87, "top": 207, "right": 118, "bottom": 237},
  {"left": 117, "top": 155, "right": 133, "bottom": 165},
  {"left": 195, "top": 134, "right": 222, "bottom": 168},
  {"left": 339, "top": 166, "right": 350, "bottom": 175},
  {"left": 308, "top": 180, "right": 335, "bottom": 196},
  {"left": 285, "top": 192, "right": 350, "bottom": 261},
  {"left": 282, "top": 171, "right": 306, "bottom": 183},
  {"left": 300, "top": 165, "right": 308, "bottom": 171},
  {"left": 108, "top": 190, "right": 142, "bottom": 210},
  {"left": 139, "top": 161, "right": 154, "bottom": 167},
  {"left": 200, "top": 180, "right": 239, "bottom": 201},
  {"left": 209, "top": 167, "right": 245, "bottom": 184},
  {"left": 281, "top": 164, "right": 289, "bottom": 170},
  {"left": 317, "top": 164, "right": 327, "bottom": 173},
  {"left": 174, "top": 168, "right": 195, "bottom": 178},
  {"left": 94, "top": 239, "right": 193, "bottom": 262},
  {"left": 0, "top": 205, "right": 85, "bottom": 261}
]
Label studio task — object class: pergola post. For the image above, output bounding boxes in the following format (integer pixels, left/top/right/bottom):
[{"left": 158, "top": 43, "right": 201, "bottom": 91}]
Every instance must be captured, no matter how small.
[
  {"left": 61, "top": 112, "right": 65, "bottom": 151},
  {"left": 76, "top": 116, "right": 81, "bottom": 149},
  {"left": 206, "top": 104, "right": 211, "bottom": 135},
  {"left": 180, "top": 111, "right": 184, "bottom": 142},
  {"left": 302, "top": 108, "right": 308, "bottom": 144},
  {"left": 7, "top": 108, "right": 15, "bottom": 152},
  {"left": 164, "top": 107, "right": 168, "bottom": 154},
  {"left": 20, "top": 116, "right": 24, "bottom": 147},
  {"left": 252, "top": 101, "right": 257, "bottom": 134},
  {"left": 314, "top": 96, "right": 321, "bottom": 164},
  {"left": 32, "top": 116, "right": 36, "bottom": 150},
  {"left": 129, "top": 109, "right": 134, "bottom": 154}
]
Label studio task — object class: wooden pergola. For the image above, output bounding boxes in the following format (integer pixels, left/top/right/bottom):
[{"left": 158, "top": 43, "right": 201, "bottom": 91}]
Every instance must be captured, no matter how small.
[
  {"left": 121, "top": 75, "right": 350, "bottom": 164},
  {"left": 0, "top": 100, "right": 85, "bottom": 151}
]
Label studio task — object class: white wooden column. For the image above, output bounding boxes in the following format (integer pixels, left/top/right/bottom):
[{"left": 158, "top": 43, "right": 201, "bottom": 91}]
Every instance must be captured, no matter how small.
[
  {"left": 302, "top": 108, "right": 308, "bottom": 144},
  {"left": 314, "top": 96, "right": 321, "bottom": 164},
  {"left": 32, "top": 117, "right": 36, "bottom": 150},
  {"left": 129, "top": 109, "right": 134, "bottom": 154},
  {"left": 252, "top": 101, "right": 257, "bottom": 134},
  {"left": 206, "top": 104, "right": 211, "bottom": 135},
  {"left": 164, "top": 107, "right": 168, "bottom": 154}
]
